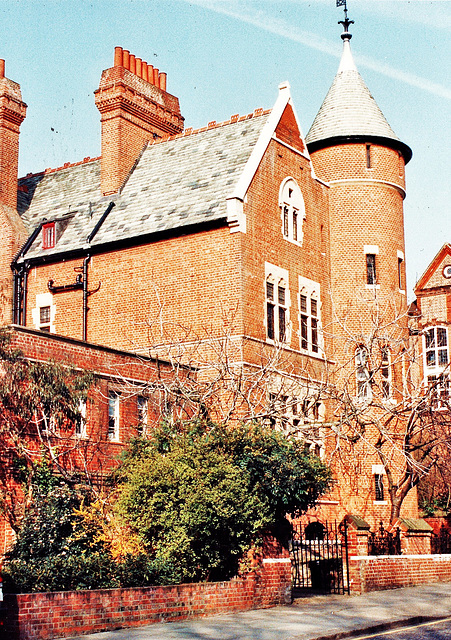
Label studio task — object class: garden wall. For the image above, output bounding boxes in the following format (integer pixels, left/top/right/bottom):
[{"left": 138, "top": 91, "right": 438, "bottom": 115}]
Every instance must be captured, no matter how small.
[
  {"left": 349, "top": 554, "right": 451, "bottom": 594},
  {"left": 0, "top": 558, "right": 291, "bottom": 640}
]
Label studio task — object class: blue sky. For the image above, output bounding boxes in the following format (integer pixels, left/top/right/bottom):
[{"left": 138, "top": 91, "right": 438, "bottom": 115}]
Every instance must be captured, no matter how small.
[{"left": 1, "top": 0, "right": 449, "bottom": 297}]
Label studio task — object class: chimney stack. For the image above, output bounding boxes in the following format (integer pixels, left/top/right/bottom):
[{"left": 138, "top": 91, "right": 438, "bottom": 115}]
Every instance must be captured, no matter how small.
[
  {"left": 94, "top": 47, "right": 184, "bottom": 195},
  {"left": 0, "top": 59, "right": 28, "bottom": 325},
  {"left": 0, "top": 59, "right": 27, "bottom": 210}
]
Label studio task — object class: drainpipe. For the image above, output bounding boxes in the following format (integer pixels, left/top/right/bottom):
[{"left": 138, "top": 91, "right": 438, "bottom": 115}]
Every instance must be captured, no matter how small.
[
  {"left": 22, "top": 264, "right": 29, "bottom": 326},
  {"left": 82, "top": 201, "right": 115, "bottom": 341},
  {"left": 82, "top": 255, "right": 90, "bottom": 342},
  {"left": 12, "top": 267, "right": 21, "bottom": 324},
  {"left": 11, "top": 222, "right": 43, "bottom": 325}
]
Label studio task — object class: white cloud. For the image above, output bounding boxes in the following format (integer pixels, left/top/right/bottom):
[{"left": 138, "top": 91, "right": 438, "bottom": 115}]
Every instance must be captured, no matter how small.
[{"left": 186, "top": 0, "right": 451, "bottom": 100}]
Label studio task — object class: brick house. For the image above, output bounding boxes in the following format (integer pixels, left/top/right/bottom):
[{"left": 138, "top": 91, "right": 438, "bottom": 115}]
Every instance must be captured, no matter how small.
[
  {"left": 0, "top": 21, "right": 421, "bottom": 551},
  {"left": 413, "top": 244, "right": 451, "bottom": 399}
]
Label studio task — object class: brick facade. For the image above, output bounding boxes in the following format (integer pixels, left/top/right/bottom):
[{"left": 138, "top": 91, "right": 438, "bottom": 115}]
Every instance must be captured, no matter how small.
[
  {"left": 0, "top": 38, "right": 426, "bottom": 555},
  {"left": 1, "top": 557, "right": 291, "bottom": 640}
]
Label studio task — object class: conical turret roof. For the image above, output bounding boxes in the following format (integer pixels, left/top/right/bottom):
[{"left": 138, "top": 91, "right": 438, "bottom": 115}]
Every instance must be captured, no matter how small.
[{"left": 306, "top": 33, "right": 412, "bottom": 163}]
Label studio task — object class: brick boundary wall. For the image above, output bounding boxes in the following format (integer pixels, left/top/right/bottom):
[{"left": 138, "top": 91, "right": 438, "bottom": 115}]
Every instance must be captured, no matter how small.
[
  {"left": 349, "top": 554, "right": 451, "bottom": 594},
  {"left": 1, "top": 558, "right": 291, "bottom": 640}
]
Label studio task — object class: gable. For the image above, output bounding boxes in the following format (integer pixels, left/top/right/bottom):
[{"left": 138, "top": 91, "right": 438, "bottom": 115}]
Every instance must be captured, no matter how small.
[
  {"left": 275, "top": 103, "right": 305, "bottom": 153},
  {"left": 415, "top": 243, "right": 451, "bottom": 294}
]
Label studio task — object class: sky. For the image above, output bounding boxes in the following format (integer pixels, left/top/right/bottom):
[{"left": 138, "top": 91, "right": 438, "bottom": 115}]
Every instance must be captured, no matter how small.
[{"left": 0, "top": 0, "right": 449, "bottom": 298}]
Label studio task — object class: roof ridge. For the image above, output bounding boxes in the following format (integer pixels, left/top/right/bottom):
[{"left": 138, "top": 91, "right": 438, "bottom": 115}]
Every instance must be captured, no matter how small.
[
  {"left": 19, "top": 156, "right": 101, "bottom": 182},
  {"left": 147, "top": 108, "right": 271, "bottom": 146},
  {"left": 18, "top": 108, "right": 271, "bottom": 179}
]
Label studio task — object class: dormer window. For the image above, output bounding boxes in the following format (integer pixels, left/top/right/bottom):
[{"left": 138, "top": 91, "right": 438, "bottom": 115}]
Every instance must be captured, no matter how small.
[
  {"left": 42, "top": 222, "right": 55, "bottom": 249},
  {"left": 279, "top": 178, "right": 305, "bottom": 246}
]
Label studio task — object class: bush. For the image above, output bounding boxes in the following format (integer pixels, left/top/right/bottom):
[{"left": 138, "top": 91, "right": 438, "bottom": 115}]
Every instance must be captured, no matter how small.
[{"left": 115, "top": 420, "right": 332, "bottom": 583}]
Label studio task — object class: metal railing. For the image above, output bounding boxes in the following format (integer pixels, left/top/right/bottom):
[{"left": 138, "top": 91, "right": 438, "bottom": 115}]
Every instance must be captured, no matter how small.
[
  {"left": 368, "top": 521, "right": 401, "bottom": 556},
  {"left": 431, "top": 526, "right": 451, "bottom": 554},
  {"left": 290, "top": 520, "right": 350, "bottom": 595}
]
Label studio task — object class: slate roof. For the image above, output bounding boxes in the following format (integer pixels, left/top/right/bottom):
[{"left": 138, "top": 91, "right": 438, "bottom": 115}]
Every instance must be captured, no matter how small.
[
  {"left": 16, "top": 111, "right": 270, "bottom": 262},
  {"left": 306, "top": 39, "right": 412, "bottom": 162}
]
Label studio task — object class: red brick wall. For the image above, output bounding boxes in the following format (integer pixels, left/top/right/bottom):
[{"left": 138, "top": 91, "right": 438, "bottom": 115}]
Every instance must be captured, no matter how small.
[
  {"left": 0, "top": 75, "right": 27, "bottom": 210},
  {"left": 349, "top": 554, "right": 451, "bottom": 594},
  {"left": 0, "top": 326, "right": 186, "bottom": 554},
  {"left": 1, "top": 559, "right": 291, "bottom": 640}
]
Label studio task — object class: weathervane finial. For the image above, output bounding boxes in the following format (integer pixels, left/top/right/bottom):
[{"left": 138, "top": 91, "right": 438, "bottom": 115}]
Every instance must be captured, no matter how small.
[{"left": 336, "top": 0, "right": 354, "bottom": 40}]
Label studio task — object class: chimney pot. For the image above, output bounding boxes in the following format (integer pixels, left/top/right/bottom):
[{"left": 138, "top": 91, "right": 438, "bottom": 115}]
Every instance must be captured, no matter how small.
[
  {"left": 153, "top": 67, "right": 159, "bottom": 84},
  {"left": 159, "top": 72, "right": 167, "bottom": 91},
  {"left": 0, "top": 60, "right": 5, "bottom": 78},
  {"left": 147, "top": 64, "right": 154, "bottom": 84},
  {"left": 114, "top": 47, "right": 123, "bottom": 67},
  {"left": 129, "top": 54, "right": 136, "bottom": 74},
  {"left": 123, "top": 49, "right": 130, "bottom": 70},
  {"left": 136, "top": 57, "right": 142, "bottom": 77},
  {"left": 142, "top": 61, "right": 148, "bottom": 82}
]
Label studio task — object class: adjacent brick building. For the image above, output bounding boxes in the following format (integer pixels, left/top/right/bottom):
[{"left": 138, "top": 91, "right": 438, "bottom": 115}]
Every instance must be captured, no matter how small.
[{"left": 0, "top": 21, "right": 424, "bottom": 552}]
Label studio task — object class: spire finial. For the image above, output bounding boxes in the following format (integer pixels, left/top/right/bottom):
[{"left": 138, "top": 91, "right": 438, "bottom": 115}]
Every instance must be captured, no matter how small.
[{"left": 336, "top": 0, "right": 354, "bottom": 40}]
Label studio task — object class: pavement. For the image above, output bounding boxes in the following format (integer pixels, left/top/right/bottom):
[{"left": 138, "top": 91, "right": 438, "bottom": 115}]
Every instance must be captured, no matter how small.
[{"left": 63, "top": 582, "right": 451, "bottom": 640}]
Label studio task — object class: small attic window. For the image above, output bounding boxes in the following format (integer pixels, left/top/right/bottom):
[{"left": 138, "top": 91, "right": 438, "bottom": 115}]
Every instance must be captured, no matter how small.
[{"left": 42, "top": 222, "right": 55, "bottom": 250}]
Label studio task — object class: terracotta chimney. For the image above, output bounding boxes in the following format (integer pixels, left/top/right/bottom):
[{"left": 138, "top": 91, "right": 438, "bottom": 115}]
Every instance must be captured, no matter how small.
[
  {"left": 94, "top": 48, "right": 184, "bottom": 195},
  {"left": 0, "top": 59, "right": 28, "bottom": 325},
  {"left": 0, "top": 59, "right": 27, "bottom": 209}
]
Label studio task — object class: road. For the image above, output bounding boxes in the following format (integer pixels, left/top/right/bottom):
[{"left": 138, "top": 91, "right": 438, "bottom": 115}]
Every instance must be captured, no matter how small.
[{"left": 355, "top": 617, "right": 451, "bottom": 640}]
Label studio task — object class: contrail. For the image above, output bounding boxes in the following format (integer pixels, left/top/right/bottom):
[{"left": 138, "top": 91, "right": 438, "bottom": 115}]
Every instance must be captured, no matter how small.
[{"left": 186, "top": 0, "right": 451, "bottom": 101}]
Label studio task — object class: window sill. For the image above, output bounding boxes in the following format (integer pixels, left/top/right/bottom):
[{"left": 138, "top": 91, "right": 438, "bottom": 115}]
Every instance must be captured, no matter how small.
[
  {"left": 365, "top": 284, "right": 380, "bottom": 290},
  {"left": 282, "top": 235, "right": 303, "bottom": 248},
  {"left": 373, "top": 500, "right": 388, "bottom": 505}
]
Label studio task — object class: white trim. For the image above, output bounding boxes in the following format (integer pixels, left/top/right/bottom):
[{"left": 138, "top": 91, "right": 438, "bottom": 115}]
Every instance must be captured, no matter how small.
[
  {"left": 262, "top": 558, "right": 291, "bottom": 564},
  {"left": 265, "top": 262, "right": 291, "bottom": 345},
  {"left": 279, "top": 177, "right": 306, "bottom": 246},
  {"left": 327, "top": 178, "right": 406, "bottom": 199},
  {"left": 298, "top": 276, "right": 323, "bottom": 356},
  {"left": 272, "top": 135, "right": 310, "bottom": 160},
  {"left": 364, "top": 245, "right": 379, "bottom": 255},
  {"left": 31, "top": 292, "right": 56, "bottom": 333},
  {"left": 372, "top": 464, "right": 386, "bottom": 475},
  {"left": 226, "top": 197, "right": 246, "bottom": 233},
  {"left": 230, "top": 83, "right": 314, "bottom": 200},
  {"left": 397, "top": 250, "right": 405, "bottom": 260}
]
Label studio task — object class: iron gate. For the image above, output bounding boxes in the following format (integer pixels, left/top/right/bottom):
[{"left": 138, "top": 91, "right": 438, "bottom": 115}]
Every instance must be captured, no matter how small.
[{"left": 289, "top": 520, "right": 350, "bottom": 595}]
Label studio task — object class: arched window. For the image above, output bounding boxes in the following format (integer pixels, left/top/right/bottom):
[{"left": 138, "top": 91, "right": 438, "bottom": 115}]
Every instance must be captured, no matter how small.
[{"left": 279, "top": 178, "right": 305, "bottom": 245}]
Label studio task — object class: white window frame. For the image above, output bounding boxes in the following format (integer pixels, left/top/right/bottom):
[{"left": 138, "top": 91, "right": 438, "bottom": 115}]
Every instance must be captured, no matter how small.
[
  {"left": 380, "top": 346, "right": 392, "bottom": 400},
  {"left": 298, "top": 276, "right": 323, "bottom": 356},
  {"left": 397, "top": 250, "right": 405, "bottom": 294},
  {"left": 364, "top": 245, "right": 380, "bottom": 289},
  {"left": 279, "top": 177, "right": 306, "bottom": 246},
  {"left": 76, "top": 399, "right": 87, "bottom": 438},
  {"left": 356, "top": 346, "right": 373, "bottom": 402},
  {"left": 372, "top": 465, "right": 387, "bottom": 504},
  {"left": 137, "top": 394, "right": 148, "bottom": 435},
  {"left": 423, "top": 326, "right": 450, "bottom": 409},
  {"left": 265, "top": 263, "right": 291, "bottom": 345},
  {"left": 31, "top": 292, "right": 56, "bottom": 333},
  {"left": 108, "top": 391, "right": 120, "bottom": 441}
]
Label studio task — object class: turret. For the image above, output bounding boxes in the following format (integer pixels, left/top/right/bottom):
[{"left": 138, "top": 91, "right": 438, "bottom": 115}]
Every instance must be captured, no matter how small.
[
  {"left": 306, "top": 19, "right": 411, "bottom": 309},
  {"left": 94, "top": 47, "right": 184, "bottom": 196}
]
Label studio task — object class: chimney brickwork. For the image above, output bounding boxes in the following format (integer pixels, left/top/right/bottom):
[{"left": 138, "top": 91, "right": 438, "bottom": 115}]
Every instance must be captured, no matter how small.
[
  {"left": 0, "top": 60, "right": 27, "bottom": 210},
  {"left": 94, "top": 47, "right": 184, "bottom": 195},
  {"left": 0, "top": 60, "right": 28, "bottom": 324}
]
